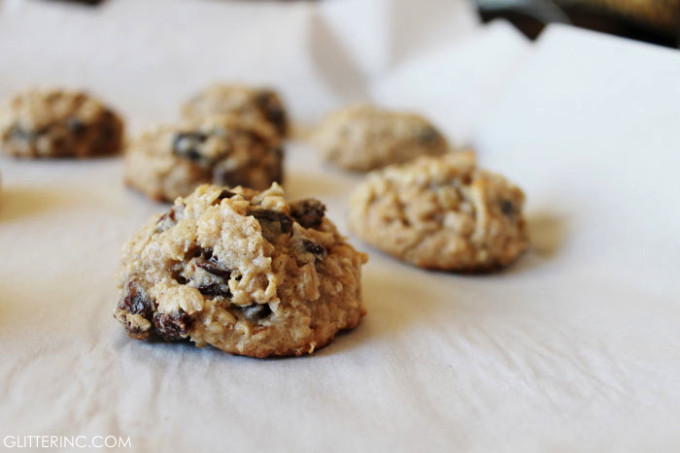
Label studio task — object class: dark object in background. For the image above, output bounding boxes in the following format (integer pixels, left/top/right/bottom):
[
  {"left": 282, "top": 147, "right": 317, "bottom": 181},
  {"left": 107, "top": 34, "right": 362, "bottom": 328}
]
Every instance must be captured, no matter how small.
[
  {"left": 476, "top": 0, "right": 680, "bottom": 48},
  {"left": 42, "top": 0, "right": 106, "bottom": 5}
]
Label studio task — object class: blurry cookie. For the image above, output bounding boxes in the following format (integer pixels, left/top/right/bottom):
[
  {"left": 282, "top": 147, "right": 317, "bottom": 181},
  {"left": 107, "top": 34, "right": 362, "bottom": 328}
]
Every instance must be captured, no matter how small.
[
  {"left": 0, "top": 88, "right": 124, "bottom": 158},
  {"left": 124, "top": 114, "right": 283, "bottom": 202},
  {"left": 349, "top": 152, "right": 528, "bottom": 271},
  {"left": 312, "top": 104, "right": 448, "bottom": 172},
  {"left": 114, "top": 183, "right": 367, "bottom": 357},
  {"left": 182, "top": 84, "right": 288, "bottom": 138}
]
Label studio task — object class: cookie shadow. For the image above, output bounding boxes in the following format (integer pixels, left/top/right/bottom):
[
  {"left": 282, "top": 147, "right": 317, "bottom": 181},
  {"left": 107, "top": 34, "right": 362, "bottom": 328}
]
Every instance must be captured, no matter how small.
[
  {"left": 526, "top": 211, "right": 567, "bottom": 259},
  {"left": 0, "top": 186, "right": 70, "bottom": 221},
  {"left": 284, "top": 170, "right": 355, "bottom": 201},
  {"left": 313, "top": 266, "right": 448, "bottom": 357},
  {"left": 502, "top": 210, "right": 568, "bottom": 275}
]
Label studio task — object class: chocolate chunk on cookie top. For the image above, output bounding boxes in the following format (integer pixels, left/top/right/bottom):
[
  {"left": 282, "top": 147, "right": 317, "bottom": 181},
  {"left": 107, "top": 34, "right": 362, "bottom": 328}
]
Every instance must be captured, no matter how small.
[
  {"left": 114, "top": 184, "right": 367, "bottom": 357},
  {"left": 312, "top": 104, "right": 449, "bottom": 172},
  {"left": 182, "top": 84, "right": 289, "bottom": 138},
  {"left": 124, "top": 114, "right": 284, "bottom": 202},
  {"left": 0, "top": 88, "right": 124, "bottom": 158},
  {"left": 349, "top": 152, "right": 528, "bottom": 271}
]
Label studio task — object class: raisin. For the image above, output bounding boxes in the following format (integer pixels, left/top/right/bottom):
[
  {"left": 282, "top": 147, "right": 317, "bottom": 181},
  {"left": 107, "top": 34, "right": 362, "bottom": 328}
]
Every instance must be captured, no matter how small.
[
  {"left": 153, "top": 310, "right": 192, "bottom": 341},
  {"left": 197, "top": 284, "right": 231, "bottom": 298},
  {"left": 9, "top": 125, "right": 37, "bottom": 142},
  {"left": 238, "top": 303, "right": 272, "bottom": 323},
  {"left": 301, "top": 239, "right": 327, "bottom": 261},
  {"left": 156, "top": 205, "right": 182, "bottom": 232},
  {"left": 173, "top": 132, "right": 208, "bottom": 161},
  {"left": 67, "top": 117, "right": 87, "bottom": 134},
  {"left": 118, "top": 281, "right": 153, "bottom": 320},
  {"left": 255, "top": 91, "right": 286, "bottom": 134},
  {"left": 195, "top": 256, "right": 230, "bottom": 279},
  {"left": 251, "top": 210, "right": 293, "bottom": 243},
  {"left": 500, "top": 200, "right": 515, "bottom": 216},
  {"left": 216, "top": 189, "right": 236, "bottom": 201},
  {"left": 416, "top": 127, "right": 440, "bottom": 145},
  {"left": 290, "top": 199, "right": 325, "bottom": 229}
]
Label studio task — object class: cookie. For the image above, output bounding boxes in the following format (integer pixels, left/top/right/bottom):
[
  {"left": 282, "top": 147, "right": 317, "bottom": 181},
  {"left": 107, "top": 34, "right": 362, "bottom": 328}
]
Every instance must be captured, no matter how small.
[
  {"left": 182, "top": 84, "right": 288, "bottom": 138},
  {"left": 114, "top": 184, "right": 367, "bottom": 357},
  {"left": 0, "top": 88, "right": 124, "bottom": 158},
  {"left": 124, "top": 114, "right": 283, "bottom": 202},
  {"left": 312, "top": 104, "right": 448, "bottom": 172},
  {"left": 348, "top": 152, "right": 528, "bottom": 271}
]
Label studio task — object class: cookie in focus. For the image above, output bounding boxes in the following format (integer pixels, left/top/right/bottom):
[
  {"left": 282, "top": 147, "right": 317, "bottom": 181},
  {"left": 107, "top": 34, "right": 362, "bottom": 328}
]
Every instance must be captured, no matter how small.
[{"left": 114, "top": 184, "right": 367, "bottom": 357}]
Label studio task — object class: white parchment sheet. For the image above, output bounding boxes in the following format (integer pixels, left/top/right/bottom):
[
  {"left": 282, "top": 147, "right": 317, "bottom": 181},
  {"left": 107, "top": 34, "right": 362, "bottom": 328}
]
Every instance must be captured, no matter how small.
[{"left": 1, "top": 1, "right": 679, "bottom": 452}]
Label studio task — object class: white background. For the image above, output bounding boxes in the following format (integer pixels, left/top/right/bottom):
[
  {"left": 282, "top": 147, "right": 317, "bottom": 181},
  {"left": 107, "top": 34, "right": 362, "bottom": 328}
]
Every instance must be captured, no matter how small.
[{"left": 1, "top": 1, "right": 679, "bottom": 452}]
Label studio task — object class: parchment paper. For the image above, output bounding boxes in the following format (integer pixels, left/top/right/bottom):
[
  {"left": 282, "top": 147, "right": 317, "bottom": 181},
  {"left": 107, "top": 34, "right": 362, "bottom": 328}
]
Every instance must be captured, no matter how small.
[{"left": 1, "top": 1, "right": 679, "bottom": 452}]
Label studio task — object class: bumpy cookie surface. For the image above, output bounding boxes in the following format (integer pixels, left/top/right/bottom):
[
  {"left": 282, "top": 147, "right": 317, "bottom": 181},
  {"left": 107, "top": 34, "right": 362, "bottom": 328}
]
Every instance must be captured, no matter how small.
[
  {"left": 114, "top": 184, "right": 367, "bottom": 357},
  {"left": 0, "top": 88, "right": 124, "bottom": 158},
  {"left": 349, "top": 152, "right": 528, "bottom": 271},
  {"left": 125, "top": 115, "right": 283, "bottom": 202},
  {"left": 182, "top": 84, "right": 288, "bottom": 138},
  {"left": 312, "top": 104, "right": 448, "bottom": 172}
]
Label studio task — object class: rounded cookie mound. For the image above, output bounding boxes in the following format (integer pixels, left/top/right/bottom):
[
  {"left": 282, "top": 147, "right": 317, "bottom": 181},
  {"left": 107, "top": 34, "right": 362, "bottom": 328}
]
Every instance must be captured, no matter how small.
[
  {"left": 312, "top": 104, "right": 448, "bottom": 172},
  {"left": 182, "top": 84, "right": 288, "bottom": 138},
  {"left": 114, "top": 184, "right": 367, "bottom": 357},
  {"left": 0, "top": 88, "right": 124, "bottom": 158},
  {"left": 349, "top": 152, "right": 528, "bottom": 271},
  {"left": 125, "top": 114, "right": 283, "bottom": 202}
]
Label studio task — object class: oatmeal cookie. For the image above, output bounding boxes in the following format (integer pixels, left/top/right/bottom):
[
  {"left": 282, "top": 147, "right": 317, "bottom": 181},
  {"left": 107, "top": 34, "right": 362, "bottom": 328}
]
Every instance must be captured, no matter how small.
[
  {"left": 0, "top": 88, "right": 124, "bottom": 158},
  {"left": 114, "top": 184, "right": 367, "bottom": 357},
  {"left": 349, "top": 152, "right": 528, "bottom": 271},
  {"left": 312, "top": 104, "right": 448, "bottom": 172},
  {"left": 182, "top": 84, "right": 288, "bottom": 138},
  {"left": 124, "top": 114, "right": 283, "bottom": 202}
]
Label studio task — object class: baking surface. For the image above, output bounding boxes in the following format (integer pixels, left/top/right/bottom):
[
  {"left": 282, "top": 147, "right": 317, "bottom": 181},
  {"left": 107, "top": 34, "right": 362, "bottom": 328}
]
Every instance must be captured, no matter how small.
[{"left": 1, "top": 1, "right": 679, "bottom": 452}]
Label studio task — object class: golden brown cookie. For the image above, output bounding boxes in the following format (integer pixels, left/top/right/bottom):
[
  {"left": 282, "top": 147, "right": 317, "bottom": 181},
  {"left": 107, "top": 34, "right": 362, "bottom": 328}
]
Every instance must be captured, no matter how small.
[
  {"left": 312, "top": 104, "right": 448, "bottom": 172},
  {"left": 114, "top": 184, "right": 367, "bottom": 357},
  {"left": 182, "top": 84, "right": 288, "bottom": 138},
  {"left": 349, "top": 152, "right": 528, "bottom": 271},
  {"left": 0, "top": 88, "right": 124, "bottom": 158},
  {"left": 124, "top": 114, "right": 283, "bottom": 202}
]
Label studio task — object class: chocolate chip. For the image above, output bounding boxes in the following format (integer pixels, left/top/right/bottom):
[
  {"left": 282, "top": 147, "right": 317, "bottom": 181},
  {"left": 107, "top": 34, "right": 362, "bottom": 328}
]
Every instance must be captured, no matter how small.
[
  {"left": 255, "top": 91, "right": 286, "bottom": 134},
  {"left": 301, "top": 239, "right": 327, "bottom": 260},
  {"left": 118, "top": 281, "right": 153, "bottom": 320},
  {"left": 195, "top": 256, "right": 231, "bottom": 279},
  {"left": 173, "top": 132, "right": 208, "bottom": 161},
  {"left": 417, "top": 127, "right": 440, "bottom": 145},
  {"left": 197, "top": 283, "right": 231, "bottom": 298},
  {"left": 9, "top": 125, "right": 37, "bottom": 142},
  {"left": 290, "top": 199, "right": 326, "bottom": 229},
  {"left": 500, "top": 200, "right": 515, "bottom": 216},
  {"left": 156, "top": 205, "right": 182, "bottom": 233},
  {"left": 238, "top": 303, "right": 272, "bottom": 323},
  {"left": 67, "top": 117, "right": 87, "bottom": 135},
  {"left": 216, "top": 189, "right": 236, "bottom": 201},
  {"left": 265, "top": 106, "right": 286, "bottom": 134},
  {"left": 251, "top": 210, "right": 293, "bottom": 243},
  {"left": 153, "top": 310, "right": 192, "bottom": 341}
]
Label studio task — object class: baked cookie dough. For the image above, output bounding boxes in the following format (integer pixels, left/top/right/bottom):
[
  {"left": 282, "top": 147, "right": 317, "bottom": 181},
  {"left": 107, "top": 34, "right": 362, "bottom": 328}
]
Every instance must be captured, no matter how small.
[
  {"left": 349, "top": 152, "right": 528, "bottom": 271},
  {"left": 114, "top": 184, "right": 367, "bottom": 357},
  {"left": 124, "top": 114, "right": 283, "bottom": 202},
  {"left": 312, "top": 104, "right": 448, "bottom": 172},
  {"left": 182, "top": 84, "right": 288, "bottom": 138},
  {"left": 0, "top": 88, "right": 124, "bottom": 158}
]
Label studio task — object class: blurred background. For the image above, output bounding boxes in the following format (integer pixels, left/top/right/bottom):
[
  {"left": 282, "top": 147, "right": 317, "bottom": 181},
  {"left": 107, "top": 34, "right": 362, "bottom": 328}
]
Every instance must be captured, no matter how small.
[{"left": 47, "top": 0, "right": 680, "bottom": 48}]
